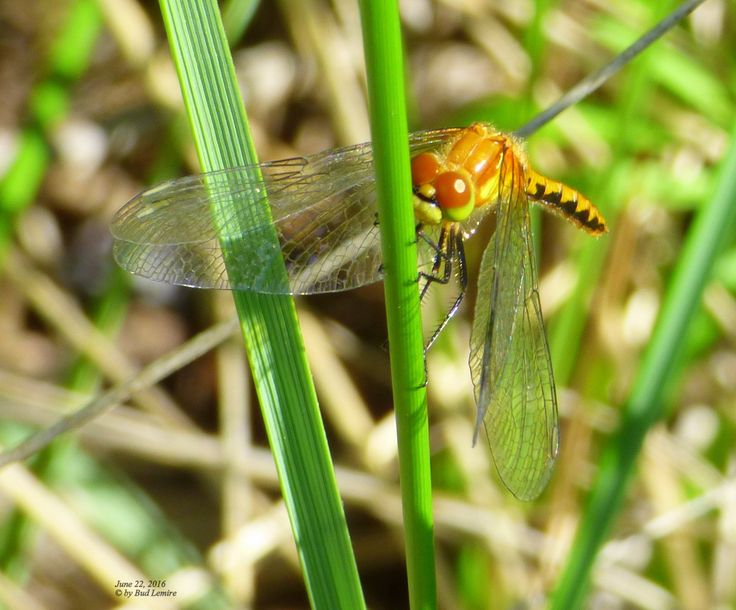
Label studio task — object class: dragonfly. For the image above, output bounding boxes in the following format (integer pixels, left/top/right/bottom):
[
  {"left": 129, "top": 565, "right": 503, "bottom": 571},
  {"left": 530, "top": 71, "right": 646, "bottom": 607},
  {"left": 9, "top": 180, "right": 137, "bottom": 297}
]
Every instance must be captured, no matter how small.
[{"left": 111, "top": 122, "right": 607, "bottom": 500}]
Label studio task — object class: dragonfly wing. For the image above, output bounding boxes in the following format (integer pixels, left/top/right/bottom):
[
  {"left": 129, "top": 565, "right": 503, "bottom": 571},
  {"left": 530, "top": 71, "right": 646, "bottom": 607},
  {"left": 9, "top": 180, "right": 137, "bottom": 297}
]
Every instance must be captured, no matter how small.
[
  {"left": 468, "top": 154, "right": 559, "bottom": 501},
  {"left": 111, "top": 150, "right": 384, "bottom": 294},
  {"left": 112, "top": 128, "right": 462, "bottom": 295}
]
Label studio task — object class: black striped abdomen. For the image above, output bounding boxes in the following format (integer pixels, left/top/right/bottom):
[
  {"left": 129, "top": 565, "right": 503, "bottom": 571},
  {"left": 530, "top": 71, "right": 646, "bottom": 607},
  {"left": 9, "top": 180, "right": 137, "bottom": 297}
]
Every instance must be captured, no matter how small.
[{"left": 526, "top": 170, "right": 607, "bottom": 236}]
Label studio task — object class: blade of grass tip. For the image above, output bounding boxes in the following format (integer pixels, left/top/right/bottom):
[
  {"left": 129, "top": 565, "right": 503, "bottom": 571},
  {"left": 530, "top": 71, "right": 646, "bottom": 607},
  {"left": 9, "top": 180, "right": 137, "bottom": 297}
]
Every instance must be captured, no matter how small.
[
  {"left": 358, "top": 1, "right": 437, "bottom": 609},
  {"left": 550, "top": 120, "right": 736, "bottom": 609},
  {"left": 516, "top": 0, "right": 706, "bottom": 138},
  {"left": 157, "top": 1, "right": 366, "bottom": 608}
]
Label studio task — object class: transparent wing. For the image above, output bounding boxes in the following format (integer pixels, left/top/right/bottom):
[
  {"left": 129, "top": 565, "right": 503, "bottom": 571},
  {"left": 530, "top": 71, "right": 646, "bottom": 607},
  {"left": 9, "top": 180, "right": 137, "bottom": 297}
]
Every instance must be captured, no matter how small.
[
  {"left": 468, "top": 152, "right": 559, "bottom": 501},
  {"left": 111, "top": 129, "right": 462, "bottom": 295}
]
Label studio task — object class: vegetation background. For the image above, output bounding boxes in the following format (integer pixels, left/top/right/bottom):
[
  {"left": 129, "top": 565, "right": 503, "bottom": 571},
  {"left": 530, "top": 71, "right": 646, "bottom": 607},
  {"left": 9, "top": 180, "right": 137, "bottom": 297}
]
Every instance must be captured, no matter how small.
[{"left": 0, "top": 0, "right": 733, "bottom": 608}]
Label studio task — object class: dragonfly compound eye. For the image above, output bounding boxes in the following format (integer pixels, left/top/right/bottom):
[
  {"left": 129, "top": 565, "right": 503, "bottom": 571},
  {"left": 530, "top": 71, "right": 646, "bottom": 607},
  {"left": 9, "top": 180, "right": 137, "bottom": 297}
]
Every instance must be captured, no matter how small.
[
  {"left": 435, "top": 171, "right": 475, "bottom": 221},
  {"left": 411, "top": 152, "right": 440, "bottom": 185}
]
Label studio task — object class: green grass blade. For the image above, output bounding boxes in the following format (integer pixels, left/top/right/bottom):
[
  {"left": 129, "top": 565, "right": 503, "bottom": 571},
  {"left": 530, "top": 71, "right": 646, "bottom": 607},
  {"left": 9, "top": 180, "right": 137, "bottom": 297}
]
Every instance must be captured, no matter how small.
[
  {"left": 550, "top": 120, "right": 736, "bottom": 609},
  {"left": 358, "top": 1, "right": 437, "bottom": 608},
  {"left": 158, "top": 1, "right": 365, "bottom": 607}
]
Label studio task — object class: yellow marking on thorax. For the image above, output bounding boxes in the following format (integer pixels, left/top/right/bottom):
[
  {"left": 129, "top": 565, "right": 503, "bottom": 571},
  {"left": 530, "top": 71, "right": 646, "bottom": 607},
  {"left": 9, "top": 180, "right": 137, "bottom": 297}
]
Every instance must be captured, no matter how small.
[{"left": 440, "top": 123, "right": 515, "bottom": 209}]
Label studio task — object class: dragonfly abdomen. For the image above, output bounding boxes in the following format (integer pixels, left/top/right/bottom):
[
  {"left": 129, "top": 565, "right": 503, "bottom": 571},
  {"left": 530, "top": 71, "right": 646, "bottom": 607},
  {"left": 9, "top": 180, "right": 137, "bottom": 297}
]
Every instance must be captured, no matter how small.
[{"left": 526, "top": 170, "right": 607, "bottom": 236}]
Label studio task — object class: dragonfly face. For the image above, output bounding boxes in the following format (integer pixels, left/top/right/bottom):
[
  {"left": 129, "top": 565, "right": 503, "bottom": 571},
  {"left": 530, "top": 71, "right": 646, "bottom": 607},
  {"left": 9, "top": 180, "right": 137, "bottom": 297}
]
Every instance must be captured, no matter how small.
[{"left": 111, "top": 122, "right": 607, "bottom": 500}]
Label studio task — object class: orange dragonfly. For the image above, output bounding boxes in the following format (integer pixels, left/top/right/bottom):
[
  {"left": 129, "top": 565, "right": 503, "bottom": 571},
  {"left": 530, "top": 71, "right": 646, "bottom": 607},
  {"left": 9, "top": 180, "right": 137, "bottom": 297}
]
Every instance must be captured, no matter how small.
[{"left": 112, "top": 122, "right": 607, "bottom": 500}]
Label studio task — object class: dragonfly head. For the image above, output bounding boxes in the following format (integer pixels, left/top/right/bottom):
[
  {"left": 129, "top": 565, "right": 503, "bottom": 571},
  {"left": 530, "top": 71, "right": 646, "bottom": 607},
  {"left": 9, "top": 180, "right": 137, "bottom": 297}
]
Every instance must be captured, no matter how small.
[{"left": 411, "top": 152, "right": 476, "bottom": 223}]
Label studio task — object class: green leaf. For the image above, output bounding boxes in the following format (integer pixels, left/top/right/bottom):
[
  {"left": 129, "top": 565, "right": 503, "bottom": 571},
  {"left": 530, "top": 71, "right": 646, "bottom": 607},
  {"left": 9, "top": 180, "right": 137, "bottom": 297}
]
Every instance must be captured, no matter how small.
[
  {"left": 359, "top": 0, "right": 437, "bottom": 608},
  {"left": 158, "top": 1, "right": 366, "bottom": 607}
]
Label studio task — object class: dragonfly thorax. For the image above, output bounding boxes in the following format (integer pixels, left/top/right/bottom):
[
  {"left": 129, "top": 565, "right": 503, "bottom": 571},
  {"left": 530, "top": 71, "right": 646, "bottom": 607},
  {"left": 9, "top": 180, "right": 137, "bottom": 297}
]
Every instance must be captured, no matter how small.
[{"left": 410, "top": 122, "right": 527, "bottom": 225}]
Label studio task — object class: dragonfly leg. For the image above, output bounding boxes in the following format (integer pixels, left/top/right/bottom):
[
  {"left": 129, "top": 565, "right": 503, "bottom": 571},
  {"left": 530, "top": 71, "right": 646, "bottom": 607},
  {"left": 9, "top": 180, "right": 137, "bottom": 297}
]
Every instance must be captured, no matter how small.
[
  {"left": 418, "top": 225, "right": 453, "bottom": 302},
  {"left": 416, "top": 224, "right": 441, "bottom": 250},
  {"left": 378, "top": 222, "right": 438, "bottom": 281},
  {"left": 424, "top": 229, "right": 468, "bottom": 351}
]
